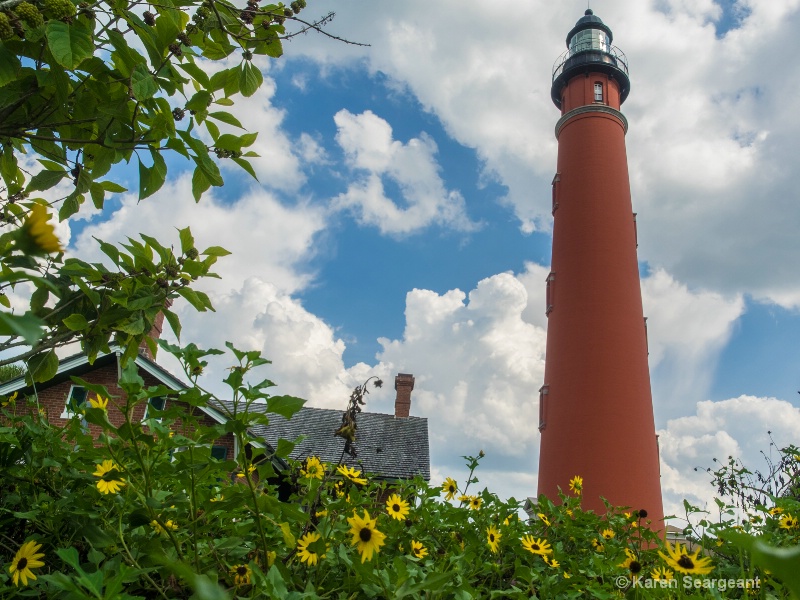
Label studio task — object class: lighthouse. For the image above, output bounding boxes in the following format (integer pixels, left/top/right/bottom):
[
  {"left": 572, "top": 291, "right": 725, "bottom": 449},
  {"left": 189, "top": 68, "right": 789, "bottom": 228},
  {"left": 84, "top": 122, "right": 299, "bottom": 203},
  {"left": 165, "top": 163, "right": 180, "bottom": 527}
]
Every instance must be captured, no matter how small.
[{"left": 536, "top": 10, "right": 664, "bottom": 525}]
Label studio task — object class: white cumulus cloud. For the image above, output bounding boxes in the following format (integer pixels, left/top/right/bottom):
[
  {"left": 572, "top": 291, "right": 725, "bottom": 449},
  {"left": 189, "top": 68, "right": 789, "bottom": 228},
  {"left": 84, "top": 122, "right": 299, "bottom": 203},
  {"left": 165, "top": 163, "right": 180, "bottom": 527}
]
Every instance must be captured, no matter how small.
[{"left": 332, "top": 109, "right": 477, "bottom": 235}]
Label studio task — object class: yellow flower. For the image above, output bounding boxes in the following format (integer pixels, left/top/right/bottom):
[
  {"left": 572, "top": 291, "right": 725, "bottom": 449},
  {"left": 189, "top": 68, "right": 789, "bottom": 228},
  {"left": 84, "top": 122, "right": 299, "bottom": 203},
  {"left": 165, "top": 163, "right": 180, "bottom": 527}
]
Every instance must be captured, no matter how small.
[
  {"left": 601, "top": 528, "right": 615, "bottom": 540},
  {"left": 236, "top": 464, "right": 256, "bottom": 478},
  {"left": 337, "top": 465, "right": 367, "bottom": 486},
  {"left": 296, "top": 532, "right": 327, "bottom": 566},
  {"left": 624, "top": 512, "right": 639, "bottom": 528},
  {"left": 442, "top": 477, "right": 458, "bottom": 501},
  {"left": 658, "top": 540, "right": 714, "bottom": 575},
  {"left": 769, "top": 506, "right": 784, "bottom": 516},
  {"left": 230, "top": 564, "right": 252, "bottom": 586},
  {"left": 385, "top": 494, "right": 410, "bottom": 521},
  {"left": 569, "top": 475, "right": 583, "bottom": 494},
  {"left": 779, "top": 514, "right": 799, "bottom": 530},
  {"left": 619, "top": 548, "right": 643, "bottom": 575},
  {"left": 652, "top": 566, "right": 674, "bottom": 581},
  {"left": 301, "top": 456, "right": 325, "bottom": 479},
  {"left": 537, "top": 513, "right": 551, "bottom": 527},
  {"left": 151, "top": 519, "right": 178, "bottom": 535},
  {"left": 543, "top": 555, "right": 560, "bottom": 568},
  {"left": 411, "top": 540, "right": 428, "bottom": 559},
  {"left": 468, "top": 496, "right": 482, "bottom": 510},
  {"left": 9, "top": 540, "right": 45, "bottom": 586},
  {"left": 1, "top": 391, "right": 18, "bottom": 407},
  {"left": 591, "top": 538, "right": 605, "bottom": 552},
  {"left": 521, "top": 535, "right": 552, "bottom": 556},
  {"left": 347, "top": 510, "right": 386, "bottom": 563},
  {"left": 93, "top": 460, "right": 126, "bottom": 495},
  {"left": 24, "top": 204, "right": 63, "bottom": 254},
  {"left": 486, "top": 525, "right": 501, "bottom": 553},
  {"left": 89, "top": 395, "right": 108, "bottom": 410},
  {"left": 315, "top": 509, "right": 328, "bottom": 519}
]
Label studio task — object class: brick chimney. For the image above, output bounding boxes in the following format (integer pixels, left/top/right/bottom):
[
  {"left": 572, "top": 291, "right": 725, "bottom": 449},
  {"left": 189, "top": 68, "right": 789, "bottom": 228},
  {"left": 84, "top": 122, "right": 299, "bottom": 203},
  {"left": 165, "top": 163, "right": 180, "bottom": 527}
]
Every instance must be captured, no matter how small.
[
  {"left": 394, "top": 373, "right": 415, "bottom": 418},
  {"left": 139, "top": 299, "right": 172, "bottom": 360}
]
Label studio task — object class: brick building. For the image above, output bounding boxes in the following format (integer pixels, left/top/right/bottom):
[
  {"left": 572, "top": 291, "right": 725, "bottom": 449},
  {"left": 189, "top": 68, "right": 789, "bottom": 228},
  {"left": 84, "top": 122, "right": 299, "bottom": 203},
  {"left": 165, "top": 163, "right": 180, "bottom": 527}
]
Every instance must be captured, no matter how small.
[{"left": 0, "top": 348, "right": 429, "bottom": 483}]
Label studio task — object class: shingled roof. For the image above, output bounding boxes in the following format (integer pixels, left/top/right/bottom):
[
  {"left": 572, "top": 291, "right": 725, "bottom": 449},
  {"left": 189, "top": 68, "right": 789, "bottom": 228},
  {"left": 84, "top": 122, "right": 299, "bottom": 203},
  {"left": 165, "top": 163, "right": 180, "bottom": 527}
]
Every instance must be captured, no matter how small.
[{"left": 240, "top": 404, "right": 430, "bottom": 482}]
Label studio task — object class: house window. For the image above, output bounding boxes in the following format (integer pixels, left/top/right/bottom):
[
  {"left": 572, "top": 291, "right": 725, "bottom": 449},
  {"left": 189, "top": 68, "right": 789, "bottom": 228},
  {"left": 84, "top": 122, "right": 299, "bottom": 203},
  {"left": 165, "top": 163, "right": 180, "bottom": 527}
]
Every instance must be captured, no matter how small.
[
  {"left": 143, "top": 396, "right": 166, "bottom": 421},
  {"left": 545, "top": 272, "right": 556, "bottom": 316},
  {"left": 594, "top": 82, "right": 603, "bottom": 102},
  {"left": 60, "top": 385, "right": 87, "bottom": 418},
  {"left": 211, "top": 446, "right": 228, "bottom": 461},
  {"left": 538, "top": 385, "right": 549, "bottom": 431},
  {"left": 633, "top": 213, "right": 638, "bottom": 248},
  {"left": 551, "top": 172, "right": 561, "bottom": 214}
]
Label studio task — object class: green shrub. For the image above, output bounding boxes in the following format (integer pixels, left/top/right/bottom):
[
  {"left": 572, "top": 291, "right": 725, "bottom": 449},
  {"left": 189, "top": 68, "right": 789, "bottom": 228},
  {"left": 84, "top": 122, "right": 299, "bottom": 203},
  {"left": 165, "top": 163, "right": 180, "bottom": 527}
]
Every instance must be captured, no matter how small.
[{"left": 0, "top": 344, "right": 798, "bottom": 598}]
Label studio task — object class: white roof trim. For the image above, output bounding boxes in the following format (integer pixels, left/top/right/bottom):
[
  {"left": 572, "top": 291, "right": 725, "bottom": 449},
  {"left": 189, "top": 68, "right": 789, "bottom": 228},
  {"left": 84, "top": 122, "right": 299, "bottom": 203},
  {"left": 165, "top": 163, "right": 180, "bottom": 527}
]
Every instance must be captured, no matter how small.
[{"left": 0, "top": 348, "right": 227, "bottom": 426}]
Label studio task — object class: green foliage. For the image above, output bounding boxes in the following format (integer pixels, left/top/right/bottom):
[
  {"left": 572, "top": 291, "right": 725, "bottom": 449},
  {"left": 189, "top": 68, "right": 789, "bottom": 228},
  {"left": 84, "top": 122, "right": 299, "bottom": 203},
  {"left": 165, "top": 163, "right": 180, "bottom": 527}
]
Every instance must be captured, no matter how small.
[
  {"left": 0, "top": 0, "right": 334, "bottom": 375},
  {"left": 0, "top": 361, "right": 24, "bottom": 382},
  {"left": 1, "top": 343, "right": 798, "bottom": 598}
]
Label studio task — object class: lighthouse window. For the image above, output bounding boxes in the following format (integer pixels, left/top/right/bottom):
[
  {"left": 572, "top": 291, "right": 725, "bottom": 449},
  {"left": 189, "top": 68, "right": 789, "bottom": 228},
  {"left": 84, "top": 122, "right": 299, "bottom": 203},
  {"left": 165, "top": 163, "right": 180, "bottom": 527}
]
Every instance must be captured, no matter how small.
[
  {"left": 538, "top": 385, "right": 549, "bottom": 431},
  {"left": 545, "top": 272, "right": 556, "bottom": 315},
  {"left": 569, "top": 29, "right": 610, "bottom": 54},
  {"left": 594, "top": 82, "right": 604, "bottom": 102},
  {"left": 551, "top": 172, "right": 561, "bottom": 214}
]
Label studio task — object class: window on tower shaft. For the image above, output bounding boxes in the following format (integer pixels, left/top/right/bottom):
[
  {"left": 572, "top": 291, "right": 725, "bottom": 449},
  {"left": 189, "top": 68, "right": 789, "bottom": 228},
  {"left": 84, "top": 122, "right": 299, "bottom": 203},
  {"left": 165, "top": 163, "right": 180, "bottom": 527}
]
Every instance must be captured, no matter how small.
[
  {"left": 594, "top": 82, "right": 603, "bottom": 102},
  {"left": 551, "top": 173, "right": 561, "bottom": 214},
  {"left": 545, "top": 272, "right": 555, "bottom": 316},
  {"left": 538, "top": 385, "right": 549, "bottom": 431}
]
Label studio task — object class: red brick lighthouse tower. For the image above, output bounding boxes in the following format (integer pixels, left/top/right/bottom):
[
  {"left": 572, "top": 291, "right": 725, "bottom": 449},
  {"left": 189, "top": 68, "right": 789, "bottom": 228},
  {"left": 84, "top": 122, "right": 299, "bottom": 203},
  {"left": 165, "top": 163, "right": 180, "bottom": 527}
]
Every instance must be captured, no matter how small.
[{"left": 537, "top": 10, "right": 664, "bottom": 525}]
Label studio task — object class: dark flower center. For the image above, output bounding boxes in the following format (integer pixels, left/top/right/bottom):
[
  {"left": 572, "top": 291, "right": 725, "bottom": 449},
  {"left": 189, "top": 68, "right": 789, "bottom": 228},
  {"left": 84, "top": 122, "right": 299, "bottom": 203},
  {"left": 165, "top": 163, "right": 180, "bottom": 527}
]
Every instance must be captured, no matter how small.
[
  {"left": 532, "top": 543, "right": 540, "bottom": 551},
  {"left": 448, "top": 485, "right": 455, "bottom": 491},
  {"left": 237, "top": 566, "right": 247, "bottom": 576},
  {"left": 359, "top": 527, "right": 372, "bottom": 542},
  {"left": 17, "top": 558, "right": 28, "bottom": 570},
  {"left": 392, "top": 504, "right": 400, "bottom": 512},
  {"left": 677, "top": 556, "right": 694, "bottom": 569},
  {"left": 630, "top": 561, "right": 642, "bottom": 574},
  {"left": 489, "top": 534, "right": 495, "bottom": 542}
]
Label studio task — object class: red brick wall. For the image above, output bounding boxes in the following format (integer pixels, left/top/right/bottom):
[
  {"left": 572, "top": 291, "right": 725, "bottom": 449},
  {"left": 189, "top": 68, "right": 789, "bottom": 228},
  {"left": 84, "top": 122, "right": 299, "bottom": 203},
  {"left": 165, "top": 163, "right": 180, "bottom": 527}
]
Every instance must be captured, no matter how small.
[{"left": 11, "top": 360, "right": 235, "bottom": 460}]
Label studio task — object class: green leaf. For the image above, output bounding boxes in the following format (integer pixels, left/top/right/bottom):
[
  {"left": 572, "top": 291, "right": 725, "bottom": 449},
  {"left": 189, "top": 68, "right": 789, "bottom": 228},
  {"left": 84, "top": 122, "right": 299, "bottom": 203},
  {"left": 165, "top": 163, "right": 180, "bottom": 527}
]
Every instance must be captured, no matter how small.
[
  {"left": 138, "top": 150, "right": 167, "bottom": 199},
  {"left": 89, "top": 182, "right": 105, "bottom": 209},
  {"left": 26, "top": 349, "right": 59, "bottom": 384},
  {"left": 63, "top": 314, "right": 89, "bottom": 331},
  {"left": 176, "top": 61, "right": 211, "bottom": 88},
  {"left": 0, "top": 312, "right": 44, "bottom": 344},
  {"left": 201, "top": 246, "right": 231, "bottom": 257},
  {"left": 231, "top": 157, "right": 258, "bottom": 181},
  {"left": 208, "top": 111, "right": 244, "bottom": 129},
  {"left": 176, "top": 288, "right": 208, "bottom": 312},
  {"left": 266, "top": 395, "right": 305, "bottom": 420},
  {"left": 26, "top": 170, "right": 66, "bottom": 193},
  {"left": 239, "top": 62, "right": 263, "bottom": 97},
  {"left": 205, "top": 120, "right": 220, "bottom": 141},
  {"left": 725, "top": 532, "right": 800, "bottom": 597},
  {"left": 161, "top": 307, "right": 181, "bottom": 340},
  {"left": 100, "top": 181, "right": 127, "bottom": 193},
  {"left": 191, "top": 166, "right": 211, "bottom": 202},
  {"left": 0, "top": 45, "right": 21, "bottom": 87},
  {"left": 131, "top": 63, "right": 158, "bottom": 100},
  {"left": 59, "top": 191, "right": 83, "bottom": 220},
  {"left": 178, "top": 227, "right": 195, "bottom": 254},
  {"left": 46, "top": 20, "right": 94, "bottom": 69}
]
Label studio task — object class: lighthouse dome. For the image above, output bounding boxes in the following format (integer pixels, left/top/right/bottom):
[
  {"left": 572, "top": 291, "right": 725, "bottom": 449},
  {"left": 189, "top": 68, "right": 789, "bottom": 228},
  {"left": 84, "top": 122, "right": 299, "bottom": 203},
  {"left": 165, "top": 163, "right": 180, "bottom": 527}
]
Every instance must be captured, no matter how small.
[{"left": 566, "top": 9, "right": 614, "bottom": 49}]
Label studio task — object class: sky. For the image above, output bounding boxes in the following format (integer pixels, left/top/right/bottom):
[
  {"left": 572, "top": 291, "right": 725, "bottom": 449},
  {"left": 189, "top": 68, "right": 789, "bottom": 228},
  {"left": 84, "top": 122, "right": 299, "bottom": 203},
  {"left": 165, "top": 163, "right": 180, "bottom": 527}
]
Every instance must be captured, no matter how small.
[{"left": 51, "top": 0, "right": 800, "bottom": 521}]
